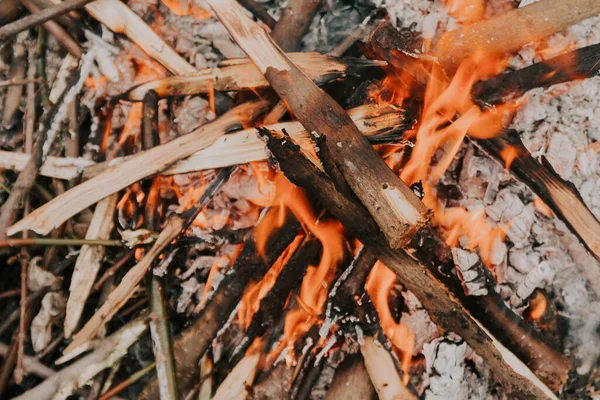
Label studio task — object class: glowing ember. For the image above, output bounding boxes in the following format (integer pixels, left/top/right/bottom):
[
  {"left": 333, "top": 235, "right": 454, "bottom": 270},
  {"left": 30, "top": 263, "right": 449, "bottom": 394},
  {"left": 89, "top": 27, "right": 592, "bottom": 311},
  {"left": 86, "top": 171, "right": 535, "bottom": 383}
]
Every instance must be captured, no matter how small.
[{"left": 527, "top": 290, "right": 548, "bottom": 321}]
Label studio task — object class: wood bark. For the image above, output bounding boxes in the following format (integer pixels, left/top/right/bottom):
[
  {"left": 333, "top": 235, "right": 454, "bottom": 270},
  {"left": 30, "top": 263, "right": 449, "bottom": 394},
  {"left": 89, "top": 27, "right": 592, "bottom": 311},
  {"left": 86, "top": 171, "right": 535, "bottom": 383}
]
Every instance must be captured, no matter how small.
[{"left": 205, "top": 0, "right": 431, "bottom": 249}]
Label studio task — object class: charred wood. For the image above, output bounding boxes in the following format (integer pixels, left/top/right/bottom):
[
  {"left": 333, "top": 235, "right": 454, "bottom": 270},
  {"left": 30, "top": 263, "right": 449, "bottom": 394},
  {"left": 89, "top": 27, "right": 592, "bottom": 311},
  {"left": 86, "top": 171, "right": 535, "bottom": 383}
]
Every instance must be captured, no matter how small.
[
  {"left": 237, "top": 0, "right": 276, "bottom": 29},
  {"left": 473, "top": 43, "right": 600, "bottom": 106},
  {"left": 138, "top": 209, "right": 302, "bottom": 399},
  {"left": 205, "top": 0, "right": 431, "bottom": 249},
  {"left": 260, "top": 127, "right": 562, "bottom": 398},
  {"left": 324, "top": 354, "right": 375, "bottom": 400}
]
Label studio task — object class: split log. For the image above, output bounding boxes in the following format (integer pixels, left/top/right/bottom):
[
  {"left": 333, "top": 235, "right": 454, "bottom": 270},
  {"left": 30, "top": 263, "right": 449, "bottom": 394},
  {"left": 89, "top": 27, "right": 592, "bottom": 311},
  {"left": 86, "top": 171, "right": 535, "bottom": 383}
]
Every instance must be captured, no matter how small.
[
  {"left": 472, "top": 42, "right": 600, "bottom": 106},
  {"left": 13, "top": 319, "right": 147, "bottom": 400},
  {"left": 474, "top": 130, "right": 600, "bottom": 265},
  {"left": 123, "top": 53, "right": 385, "bottom": 101},
  {"left": 212, "top": 353, "right": 260, "bottom": 400},
  {"left": 205, "top": 0, "right": 431, "bottom": 249},
  {"left": 270, "top": 0, "right": 322, "bottom": 52},
  {"left": 432, "top": 0, "right": 600, "bottom": 73},
  {"left": 138, "top": 209, "right": 302, "bottom": 399},
  {"left": 324, "top": 355, "right": 375, "bottom": 400},
  {"left": 260, "top": 127, "right": 560, "bottom": 399},
  {"left": 0, "top": 103, "right": 410, "bottom": 181},
  {"left": 7, "top": 99, "right": 271, "bottom": 236},
  {"left": 64, "top": 194, "right": 118, "bottom": 338}
]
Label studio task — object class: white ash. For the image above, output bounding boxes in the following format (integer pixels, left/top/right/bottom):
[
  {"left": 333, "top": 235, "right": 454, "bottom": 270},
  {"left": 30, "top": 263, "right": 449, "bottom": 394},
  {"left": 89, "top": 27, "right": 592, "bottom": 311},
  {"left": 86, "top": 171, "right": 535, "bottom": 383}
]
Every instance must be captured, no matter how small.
[
  {"left": 176, "top": 277, "right": 204, "bottom": 314},
  {"left": 172, "top": 96, "right": 215, "bottom": 135},
  {"left": 451, "top": 248, "right": 489, "bottom": 296},
  {"left": 399, "top": 290, "right": 439, "bottom": 355},
  {"left": 422, "top": 335, "right": 492, "bottom": 400}
]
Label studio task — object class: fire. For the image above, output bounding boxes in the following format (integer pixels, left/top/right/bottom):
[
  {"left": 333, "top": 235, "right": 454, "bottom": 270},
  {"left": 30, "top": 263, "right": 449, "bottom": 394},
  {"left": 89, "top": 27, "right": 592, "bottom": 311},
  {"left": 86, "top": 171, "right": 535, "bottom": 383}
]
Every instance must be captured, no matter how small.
[
  {"left": 366, "top": 261, "right": 414, "bottom": 385},
  {"left": 499, "top": 145, "right": 519, "bottom": 169},
  {"left": 534, "top": 197, "right": 553, "bottom": 217},
  {"left": 527, "top": 290, "right": 548, "bottom": 321},
  {"left": 160, "top": 0, "right": 211, "bottom": 19}
]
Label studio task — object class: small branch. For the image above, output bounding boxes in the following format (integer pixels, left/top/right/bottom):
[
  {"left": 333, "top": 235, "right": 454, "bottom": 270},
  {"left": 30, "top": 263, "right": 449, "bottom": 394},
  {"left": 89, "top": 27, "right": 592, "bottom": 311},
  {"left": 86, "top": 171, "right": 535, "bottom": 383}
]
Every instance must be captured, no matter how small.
[
  {"left": 98, "top": 362, "right": 156, "bottom": 400},
  {"left": 14, "top": 253, "right": 28, "bottom": 384},
  {"left": 148, "top": 277, "right": 178, "bottom": 400},
  {"left": 237, "top": 0, "right": 276, "bottom": 28},
  {"left": 270, "top": 0, "right": 322, "bottom": 52},
  {"left": 2, "top": 38, "right": 26, "bottom": 129},
  {"left": 92, "top": 250, "right": 135, "bottom": 293},
  {"left": 0, "top": 342, "right": 54, "bottom": 378},
  {"left": 472, "top": 42, "right": 600, "bottom": 106},
  {"left": 0, "top": 77, "right": 44, "bottom": 88},
  {"left": 20, "top": 0, "right": 82, "bottom": 58},
  {"left": 0, "top": 238, "right": 123, "bottom": 248},
  {"left": 0, "top": 0, "right": 95, "bottom": 40}
]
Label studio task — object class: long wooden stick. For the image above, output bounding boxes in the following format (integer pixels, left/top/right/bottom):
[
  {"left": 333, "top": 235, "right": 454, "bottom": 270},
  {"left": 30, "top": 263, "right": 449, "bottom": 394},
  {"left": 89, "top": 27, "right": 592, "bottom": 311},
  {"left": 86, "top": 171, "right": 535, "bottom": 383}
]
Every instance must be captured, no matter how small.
[
  {"left": 7, "top": 100, "right": 270, "bottom": 236},
  {"left": 433, "top": 0, "right": 600, "bottom": 72},
  {"left": 0, "top": 0, "right": 94, "bottom": 40},
  {"left": 205, "top": 0, "right": 430, "bottom": 249},
  {"left": 124, "top": 53, "right": 385, "bottom": 100}
]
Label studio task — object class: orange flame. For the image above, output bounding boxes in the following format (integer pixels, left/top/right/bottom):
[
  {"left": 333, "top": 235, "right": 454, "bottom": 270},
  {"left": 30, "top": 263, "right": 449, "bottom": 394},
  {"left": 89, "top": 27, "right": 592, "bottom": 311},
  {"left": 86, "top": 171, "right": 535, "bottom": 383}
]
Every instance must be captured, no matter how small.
[
  {"left": 499, "top": 145, "right": 519, "bottom": 169},
  {"left": 366, "top": 262, "right": 414, "bottom": 385},
  {"left": 528, "top": 290, "right": 548, "bottom": 320}
]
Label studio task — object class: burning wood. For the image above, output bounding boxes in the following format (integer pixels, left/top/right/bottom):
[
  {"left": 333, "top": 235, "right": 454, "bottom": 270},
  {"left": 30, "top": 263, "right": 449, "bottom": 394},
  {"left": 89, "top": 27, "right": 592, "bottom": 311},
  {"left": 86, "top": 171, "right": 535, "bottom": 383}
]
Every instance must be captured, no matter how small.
[{"left": 2, "top": 0, "right": 600, "bottom": 398}]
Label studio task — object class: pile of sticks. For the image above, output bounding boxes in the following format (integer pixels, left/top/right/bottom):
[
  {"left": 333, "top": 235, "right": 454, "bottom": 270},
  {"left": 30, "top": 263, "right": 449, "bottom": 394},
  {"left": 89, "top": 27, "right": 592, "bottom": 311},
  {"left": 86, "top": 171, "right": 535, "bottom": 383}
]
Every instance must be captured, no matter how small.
[{"left": 1, "top": 0, "right": 600, "bottom": 398}]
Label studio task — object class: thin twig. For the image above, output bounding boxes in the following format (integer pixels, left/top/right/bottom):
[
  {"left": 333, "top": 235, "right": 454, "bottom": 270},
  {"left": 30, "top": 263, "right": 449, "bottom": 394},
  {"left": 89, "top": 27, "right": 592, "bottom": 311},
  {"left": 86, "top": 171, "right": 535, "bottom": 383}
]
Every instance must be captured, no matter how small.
[
  {"left": 0, "top": 238, "right": 123, "bottom": 248},
  {"left": 237, "top": 0, "right": 276, "bottom": 28},
  {"left": 92, "top": 250, "right": 136, "bottom": 293},
  {"left": 0, "top": 0, "right": 95, "bottom": 40},
  {"left": 0, "top": 78, "right": 44, "bottom": 88},
  {"left": 98, "top": 362, "right": 156, "bottom": 400}
]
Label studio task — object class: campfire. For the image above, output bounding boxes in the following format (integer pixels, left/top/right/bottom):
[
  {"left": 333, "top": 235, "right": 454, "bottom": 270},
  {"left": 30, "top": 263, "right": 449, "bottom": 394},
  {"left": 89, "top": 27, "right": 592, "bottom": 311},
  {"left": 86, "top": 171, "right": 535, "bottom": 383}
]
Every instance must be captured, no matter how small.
[{"left": 1, "top": 0, "right": 600, "bottom": 398}]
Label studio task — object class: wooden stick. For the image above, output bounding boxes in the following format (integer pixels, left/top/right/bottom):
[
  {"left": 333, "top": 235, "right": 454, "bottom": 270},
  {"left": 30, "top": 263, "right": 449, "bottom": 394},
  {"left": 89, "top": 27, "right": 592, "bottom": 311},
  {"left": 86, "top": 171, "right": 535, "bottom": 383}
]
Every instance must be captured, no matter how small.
[
  {"left": 205, "top": 0, "right": 431, "bottom": 249},
  {"left": 0, "top": 342, "right": 54, "bottom": 378},
  {"left": 2, "top": 38, "right": 26, "bottom": 129},
  {"left": 237, "top": 0, "right": 276, "bottom": 28},
  {"left": 212, "top": 353, "right": 260, "bottom": 400},
  {"left": 20, "top": 0, "right": 82, "bottom": 58},
  {"left": 124, "top": 53, "right": 385, "bottom": 101},
  {"left": 432, "top": 0, "right": 600, "bottom": 73},
  {"left": 270, "top": 0, "right": 322, "bottom": 52},
  {"left": 7, "top": 100, "right": 270, "bottom": 236},
  {"left": 260, "top": 128, "right": 559, "bottom": 399},
  {"left": 0, "top": 104, "right": 409, "bottom": 181},
  {"left": 64, "top": 194, "right": 118, "bottom": 338},
  {"left": 0, "top": 0, "right": 95, "bottom": 40},
  {"left": 472, "top": 42, "right": 600, "bottom": 105},
  {"left": 82, "top": 0, "right": 195, "bottom": 75}
]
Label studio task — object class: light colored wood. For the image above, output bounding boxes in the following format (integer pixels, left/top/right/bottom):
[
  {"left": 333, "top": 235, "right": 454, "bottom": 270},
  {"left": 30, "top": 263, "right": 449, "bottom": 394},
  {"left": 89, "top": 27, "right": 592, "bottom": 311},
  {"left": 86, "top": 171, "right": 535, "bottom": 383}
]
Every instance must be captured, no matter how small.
[
  {"left": 325, "top": 355, "right": 375, "bottom": 400},
  {"left": 83, "top": 0, "right": 196, "bottom": 75},
  {"left": 1, "top": 103, "right": 406, "bottom": 180},
  {"left": 433, "top": 0, "right": 600, "bottom": 72},
  {"left": 360, "top": 337, "right": 417, "bottom": 400},
  {"left": 7, "top": 100, "right": 269, "bottom": 236},
  {"left": 126, "top": 52, "right": 385, "bottom": 100},
  {"left": 211, "top": 353, "right": 259, "bottom": 400},
  {"left": 64, "top": 194, "right": 118, "bottom": 338},
  {"left": 62, "top": 219, "right": 181, "bottom": 356}
]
